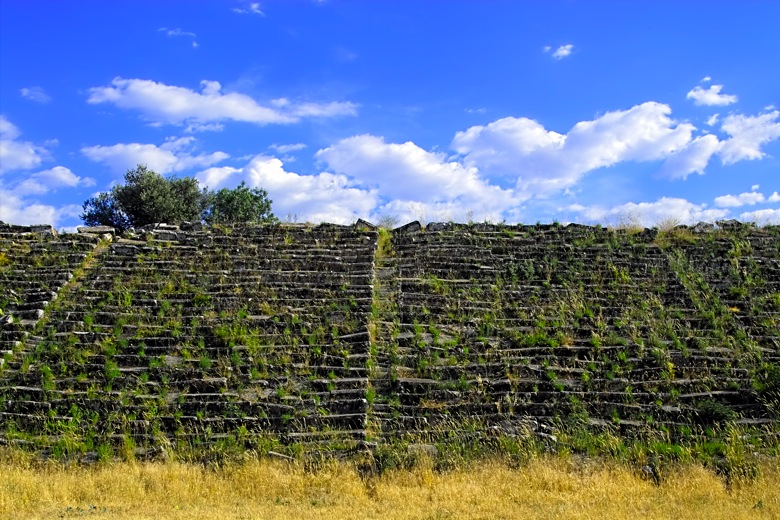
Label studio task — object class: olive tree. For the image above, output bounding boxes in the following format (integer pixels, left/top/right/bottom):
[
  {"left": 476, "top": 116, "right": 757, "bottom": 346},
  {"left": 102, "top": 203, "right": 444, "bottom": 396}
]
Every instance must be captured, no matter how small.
[
  {"left": 204, "top": 181, "right": 277, "bottom": 225},
  {"left": 82, "top": 165, "right": 208, "bottom": 230},
  {"left": 82, "top": 165, "right": 273, "bottom": 231}
]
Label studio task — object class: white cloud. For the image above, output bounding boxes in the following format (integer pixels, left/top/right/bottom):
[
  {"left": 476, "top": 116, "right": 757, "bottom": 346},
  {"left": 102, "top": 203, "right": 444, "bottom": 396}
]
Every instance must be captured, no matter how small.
[
  {"left": 768, "top": 192, "right": 780, "bottom": 202},
  {"left": 233, "top": 2, "right": 264, "bottom": 15},
  {"left": 702, "top": 76, "right": 712, "bottom": 83},
  {"left": 739, "top": 208, "right": 780, "bottom": 224},
  {"left": 197, "top": 156, "right": 377, "bottom": 224},
  {"left": 159, "top": 27, "right": 196, "bottom": 37},
  {"left": 81, "top": 137, "right": 229, "bottom": 175},
  {"left": 705, "top": 114, "right": 719, "bottom": 126},
  {"left": 0, "top": 116, "right": 48, "bottom": 173},
  {"left": 686, "top": 84, "right": 738, "bottom": 106},
  {"left": 87, "top": 78, "right": 357, "bottom": 131},
  {"left": 193, "top": 135, "right": 524, "bottom": 225},
  {"left": 0, "top": 116, "right": 20, "bottom": 140},
  {"left": 20, "top": 86, "right": 51, "bottom": 103},
  {"left": 452, "top": 102, "right": 694, "bottom": 195},
  {"left": 545, "top": 44, "right": 574, "bottom": 60},
  {"left": 0, "top": 189, "right": 81, "bottom": 227},
  {"left": 11, "top": 166, "right": 95, "bottom": 196},
  {"left": 269, "top": 143, "right": 307, "bottom": 153},
  {"left": 569, "top": 197, "right": 728, "bottom": 227},
  {"left": 158, "top": 27, "right": 198, "bottom": 48},
  {"left": 718, "top": 110, "right": 780, "bottom": 164},
  {"left": 714, "top": 191, "right": 766, "bottom": 208},
  {"left": 316, "top": 134, "right": 520, "bottom": 220},
  {"left": 658, "top": 134, "right": 720, "bottom": 179},
  {"left": 195, "top": 166, "right": 242, "bottom": 189}
]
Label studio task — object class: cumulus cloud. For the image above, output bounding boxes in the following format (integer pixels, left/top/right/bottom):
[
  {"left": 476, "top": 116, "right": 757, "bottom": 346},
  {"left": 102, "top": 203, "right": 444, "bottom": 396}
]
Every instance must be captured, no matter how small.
[
  {"left": 0, "top": 116, "right": 48, "bottom": 173},
  {"left": 197, "top": 156, "right": 377, "bottom": 224},
  {"left": 544, "top": 44, "right": 574, "bottom": 59},
  {"left": 718, "top": 110, "right": 780, "bottom": 164},
  {"left": 714, "top": 191, "right": 766, "bottom": 208},
  {"left": 195, "top": 166, "right": 242, "bottom": 189},
  {"left": 568, "top": 197, "right": 728, "bottom": 227},
  {"left": 705, "top": 114, "right": 719, "bottom": 126},
  {"left": 192, "top": 135, "right": 523, "bottom": 225},
  {"left": 20, "top": 86, "right": 51, "bottom": 103},
  {"left": 81, "top": 137, "right": 228, "bottom": 174},
  {"left": 452, "top": 102, "right": 695, "bottom": 194},
  {"left": 11, "top": 166, "right": 95, "bottom": 196},
  {"left": 686, "top": 84, "right": 738, "bottom": 106},
  {"left": 739, "top": 208, "right": 780, "bottom": 224},
  {"left": 0, "top": 170, "right": 86, "bottom": 226},
  {"left": 769, "top": 192, "right": 780, "bottom": 203},
  {"left": 316, "top": 134, "right": 521, "bottom": 221},
  {"left": 87, "top": 78, "right": 357, "bottom": 131},
  {"left": 452, "top": 101, "right": 780, "bottom": 187},
  {"left": 0, "top": 189, "right": 82, "bottom": 227},
  {"left": 658, "top": 134, "right": 720, "bottom": 179}
]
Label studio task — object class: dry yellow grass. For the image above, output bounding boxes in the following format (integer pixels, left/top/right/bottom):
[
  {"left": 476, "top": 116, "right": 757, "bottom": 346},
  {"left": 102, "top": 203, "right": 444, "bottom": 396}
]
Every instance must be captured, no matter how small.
[{"left": 1, "top": 453, "right": 778, "bottom": 520}]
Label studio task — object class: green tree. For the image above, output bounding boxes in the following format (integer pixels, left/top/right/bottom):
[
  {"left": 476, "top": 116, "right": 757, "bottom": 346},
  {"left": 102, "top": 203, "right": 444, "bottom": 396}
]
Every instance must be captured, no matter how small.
[
  {"left": 80, "top": 191, "right": 130, "bottom": 230},
  {"left": 205, "top": 181, "right": 277, "bottom": 225},
  {"left": 82, "top": 165, "right": 209, "bottom": 230},
  {"left": 82, "top": 165, "right": 276, "bottom": 231}
]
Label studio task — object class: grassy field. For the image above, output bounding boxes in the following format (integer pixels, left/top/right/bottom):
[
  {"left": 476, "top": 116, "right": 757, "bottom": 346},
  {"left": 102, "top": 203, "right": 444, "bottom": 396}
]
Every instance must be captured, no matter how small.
[{"left": 2, "top": 451, "right": 778, "bottom": 520}]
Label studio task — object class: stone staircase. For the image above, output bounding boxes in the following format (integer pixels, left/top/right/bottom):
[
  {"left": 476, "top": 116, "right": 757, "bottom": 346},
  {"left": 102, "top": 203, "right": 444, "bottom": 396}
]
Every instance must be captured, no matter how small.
[
  {"left": 0, "top": 220, "right": 777, "bottom": 458},
  {"left": 0, "top": 223, "right": 377, "bottom": 455}
]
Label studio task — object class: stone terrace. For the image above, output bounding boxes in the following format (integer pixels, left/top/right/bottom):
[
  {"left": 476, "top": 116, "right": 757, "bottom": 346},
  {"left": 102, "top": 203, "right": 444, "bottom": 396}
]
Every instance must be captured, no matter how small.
[
  {"left": 1, "top": 223, "right": 377, "bottom": 456},
  {"left": 0, "top": 220, "right": 778, "bottom": 458}
]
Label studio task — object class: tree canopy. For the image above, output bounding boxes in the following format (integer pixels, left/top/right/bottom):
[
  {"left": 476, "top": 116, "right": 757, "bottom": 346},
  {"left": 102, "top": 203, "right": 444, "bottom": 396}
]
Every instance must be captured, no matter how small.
[
  {"left": 81, "top": 165, "right": 275, "bottom": 230},
  {"left": 205, "top": 181, "right": 277, "bottom": 226}
]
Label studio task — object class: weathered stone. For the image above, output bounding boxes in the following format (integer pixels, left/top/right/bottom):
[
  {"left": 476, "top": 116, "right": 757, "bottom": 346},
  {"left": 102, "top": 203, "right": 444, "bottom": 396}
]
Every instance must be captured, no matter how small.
[
  {"left": 30, "top": 224, "right": 57, "bottom": 236},
  {"left": 77, "top": 226, "right": 116, "bottom": 235},
  {"left": 180, "top": 221, "right": 203, "bottom": 232},
  {"left": 112, "top": 244, "right": 139, "bottom": 255},
  {"left": 137, "top": 223, "right": 179, "bottom": 232},
  {"left": 354, "top": 218, "right": 377, "bottom": 230},
  {"left": 426, "top": 222, "right": 448, "bottom": 232},
  {"left": 395, "top": 220, "right": 422, "bottom": 233},
  {"left": 692, "top": 222, "right": 715, "bottom": 233},
  {"left": 154, "top": 230, "right": 180, "bottom": 241},
  {"left": 716, "top": 219, "right": 743, "bottom": 231}
]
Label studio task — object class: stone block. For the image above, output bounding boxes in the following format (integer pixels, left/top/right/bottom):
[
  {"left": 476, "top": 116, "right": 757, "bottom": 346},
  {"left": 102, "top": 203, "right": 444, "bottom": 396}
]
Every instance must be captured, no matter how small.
[
  {"left": 77, "top": 226, "right": 116, "bottom": 235},
  {"left": 395, "top": 221, "right": 422, "bottom": 234},
  {"left": 354, "top": 218, "right": 377, "bottom": 230}
]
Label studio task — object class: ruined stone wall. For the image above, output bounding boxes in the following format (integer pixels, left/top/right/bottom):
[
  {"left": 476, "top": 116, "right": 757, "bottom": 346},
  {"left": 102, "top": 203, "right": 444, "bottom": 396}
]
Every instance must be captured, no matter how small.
[{"left": 0, "top": 220, "right": 778, "bottom": 458}]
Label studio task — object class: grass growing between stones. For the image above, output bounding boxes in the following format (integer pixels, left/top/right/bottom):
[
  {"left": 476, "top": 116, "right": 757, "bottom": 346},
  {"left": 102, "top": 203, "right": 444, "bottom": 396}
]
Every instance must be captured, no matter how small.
[{"left": 1, "top": 449, "right": 778, "bottom": 519}]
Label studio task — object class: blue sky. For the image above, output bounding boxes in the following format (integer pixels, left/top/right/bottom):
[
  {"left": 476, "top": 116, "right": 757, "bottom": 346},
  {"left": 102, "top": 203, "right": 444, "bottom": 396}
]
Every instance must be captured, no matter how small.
[{"left": 1, "top": 1, "right": 779, "bottom": 229}]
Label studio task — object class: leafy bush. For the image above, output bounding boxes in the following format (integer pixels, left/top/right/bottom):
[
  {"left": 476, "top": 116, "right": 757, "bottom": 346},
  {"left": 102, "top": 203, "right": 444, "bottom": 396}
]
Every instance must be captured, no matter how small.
[
  {"left": 204, "top": 181, "right": 276, "bottom": 225},
  {"left": 694, "top": 399, "right": 737, "bottom": 425},
  {"left": 82, "top": 165, "right": 275, "bottom": 230}
]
